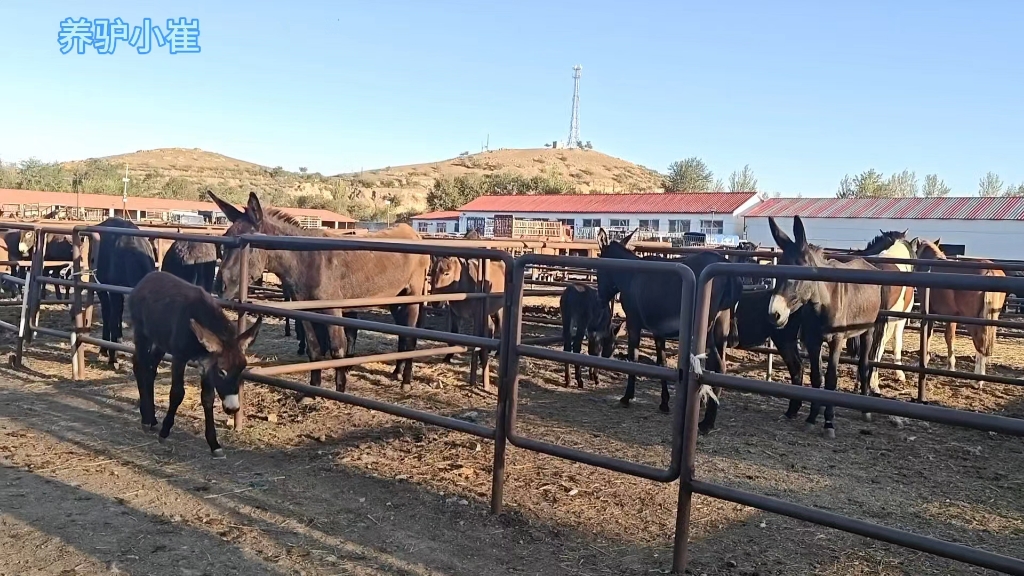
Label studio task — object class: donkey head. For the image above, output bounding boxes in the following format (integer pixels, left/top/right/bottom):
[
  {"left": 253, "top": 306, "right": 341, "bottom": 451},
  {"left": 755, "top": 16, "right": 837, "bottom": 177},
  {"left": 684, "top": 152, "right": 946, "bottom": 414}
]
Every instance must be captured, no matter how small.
[
  {"left": 429, "top": 256, "right": 465, "bottom": 307},
  {"left": 189, "top": 315, "right": 264, "bottom": 415},
  {"left": 208, "top": 191, "right": 272, "bottom": 300},
  {"left": 767, "top": 216, "right": 825, "bottom": 327},
  {"left": 595, "top": 227, "right": 638, "bottom": 303}
]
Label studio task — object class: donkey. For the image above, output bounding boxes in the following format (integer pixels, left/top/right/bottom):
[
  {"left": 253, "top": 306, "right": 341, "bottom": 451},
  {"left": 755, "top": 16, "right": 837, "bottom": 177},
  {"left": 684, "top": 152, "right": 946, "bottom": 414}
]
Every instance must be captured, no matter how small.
[
  {"left": 210, "top": 191, "right": 431, "bottom": 394},
  {"left": 559, "top": 283, "right": 624, "bottom": 388},
  {"left": 768, "top": 216, "right": 886, "bottom": 436},
  {"left": 161, "top": 239, "right": 218, "bottom": 293},
  {"left": 595, "top": 228, "right": 742, "bottom": 433},
  {"left": 128, "top": 270, "right": 262, "bottom": 458},
  {"left": 90, "top": 217, "right": 157, "bottom": 368},
  {"left": 429, "top": 256, "right": 505, "bottom": 389},
  {"left": 913, "top": 238, "right": 1006, "bottom": 385},
  {"left": 849, "top": 230, "right": 917, "bottom": 393}
]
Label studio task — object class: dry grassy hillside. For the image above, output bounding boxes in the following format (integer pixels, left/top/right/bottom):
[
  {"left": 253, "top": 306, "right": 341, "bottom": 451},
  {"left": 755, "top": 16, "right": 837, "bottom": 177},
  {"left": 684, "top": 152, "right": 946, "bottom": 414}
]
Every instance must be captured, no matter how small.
[
  {"left": 336, "top": 148, "right": 666, "bottom": 211},
  {"left": 70, "top": 147, "right": 665, "bottom": 217}
]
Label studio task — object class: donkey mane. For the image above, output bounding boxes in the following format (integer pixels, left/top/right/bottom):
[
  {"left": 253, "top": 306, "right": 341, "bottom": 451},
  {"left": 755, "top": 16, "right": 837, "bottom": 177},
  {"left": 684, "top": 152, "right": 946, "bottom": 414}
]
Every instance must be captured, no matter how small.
[
  {"left": 916, "top": 238, "right": 947, "bottom": 260},
  {"left": 858, "top": 230, "right": 907, "bottom": 256}
]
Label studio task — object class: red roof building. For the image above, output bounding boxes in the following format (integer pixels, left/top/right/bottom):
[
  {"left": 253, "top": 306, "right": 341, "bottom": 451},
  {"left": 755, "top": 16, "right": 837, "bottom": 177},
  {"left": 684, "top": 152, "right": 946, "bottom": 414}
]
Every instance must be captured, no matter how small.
[
  {"left": 452, "top": 191, "right": 762, "bottom": 241},
  {"left": 0, "top": 188, "right": 356, "bottom": 228}
]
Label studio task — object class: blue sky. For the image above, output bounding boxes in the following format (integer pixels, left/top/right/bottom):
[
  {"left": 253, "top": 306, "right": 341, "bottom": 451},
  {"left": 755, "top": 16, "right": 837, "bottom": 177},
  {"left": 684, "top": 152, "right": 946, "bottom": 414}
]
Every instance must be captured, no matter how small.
[{"left": 1, "top": 1, "right": 1022, "bottom": 197}]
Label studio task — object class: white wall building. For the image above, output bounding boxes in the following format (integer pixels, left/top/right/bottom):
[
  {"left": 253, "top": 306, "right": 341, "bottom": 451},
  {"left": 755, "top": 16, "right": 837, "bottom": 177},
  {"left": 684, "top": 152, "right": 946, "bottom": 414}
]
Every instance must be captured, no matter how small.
[
  {"left": 743, "top": 197, "right": 1024, "bottom": 260},
  {"left": 409, "top": 210, "right": 461, "bottom": 235},
  {"left": 454, "top": 192, "right": 762, "bottom": 241}
]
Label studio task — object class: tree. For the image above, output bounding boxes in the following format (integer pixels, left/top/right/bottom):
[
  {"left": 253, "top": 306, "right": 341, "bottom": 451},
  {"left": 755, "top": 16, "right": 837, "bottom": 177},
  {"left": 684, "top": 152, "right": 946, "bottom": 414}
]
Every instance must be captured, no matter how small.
[
  {"left": 836, "top": 169, "right": 890, "bottom": 198},
  {"left": 298, "top": 166, "right": 308, "bottom": 175},
  {"left": 711, "top": 178, "right": 725, "bottom": 192},
  {"left": 665, "top": 157, "right": 714, "bottom": 192},
  {"left": 978, "top": 172, "right": 1003, "bottom": 197},
  {"left": 885, "top": 169, "right": 918, "bottom": 198},
  {"left": 1003, "top": 182, "right": 1024, "bottom": 197},
  {"left": 921, "top": 174, "right": 951, "bottom": 197},
  {"left": 728, "top": 164, "right": 758, "bottom": 192}
]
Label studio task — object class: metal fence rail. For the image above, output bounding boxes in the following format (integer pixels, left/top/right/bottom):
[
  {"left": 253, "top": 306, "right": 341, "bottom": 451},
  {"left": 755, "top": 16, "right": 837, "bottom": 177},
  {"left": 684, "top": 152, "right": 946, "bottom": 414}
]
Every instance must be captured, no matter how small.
[
  {"left": 5, "top": 224, "right": 1024, "bottom": 574},
  {"left": 674, "top": 261, "right": 1024, "bottom": 575}
]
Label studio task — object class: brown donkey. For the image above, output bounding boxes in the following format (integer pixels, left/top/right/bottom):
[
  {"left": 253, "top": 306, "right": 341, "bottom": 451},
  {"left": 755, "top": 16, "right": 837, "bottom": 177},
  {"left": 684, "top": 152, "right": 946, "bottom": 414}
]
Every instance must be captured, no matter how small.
[
  {"left": 913, "top": 238, "right": 1006, "bottom": 385},
  {"left": 129, "top": 271, "right": 263, "bottom": 458},
  {"left": 210, "top": 191, "right": 431, "bottom": 394},
  {"left": 429, "top": 256, "right": 505, "bottom": 389}
]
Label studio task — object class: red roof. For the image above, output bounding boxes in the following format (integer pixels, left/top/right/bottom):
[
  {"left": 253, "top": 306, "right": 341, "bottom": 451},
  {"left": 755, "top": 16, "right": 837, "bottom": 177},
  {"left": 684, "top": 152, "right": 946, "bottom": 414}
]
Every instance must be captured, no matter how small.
[
  {"left": 0, "top": 189, "right": 355, "bottom": 223},
  {"left": 411, "top": 210, "right": 461, "bottom": 220},
  {"left": 459, "top": 192, "right": 758, "bottom": 214},
  {"left": 744, "top": 197, "right": 1024, "bottom": 221}
]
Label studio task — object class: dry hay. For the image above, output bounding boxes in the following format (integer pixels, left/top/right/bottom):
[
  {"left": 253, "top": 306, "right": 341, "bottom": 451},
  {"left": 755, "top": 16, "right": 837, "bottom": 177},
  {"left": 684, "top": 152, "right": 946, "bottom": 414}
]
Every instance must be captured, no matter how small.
[{"left": 0, "top": 296, "right": 1022, "bottom": 576}]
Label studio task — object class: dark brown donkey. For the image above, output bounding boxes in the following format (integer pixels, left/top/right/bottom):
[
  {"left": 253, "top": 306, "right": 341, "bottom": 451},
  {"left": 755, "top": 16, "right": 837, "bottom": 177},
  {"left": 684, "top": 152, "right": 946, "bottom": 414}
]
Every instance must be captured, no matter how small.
[
  {"left": 559, "top": 283, "right": 624, "bottom": 388},
  {"left": 129, "top": 270, "right": 263, "bottom": 458},
  {"left": 209, "top": 191, "right": 431, "bottom": 394},
  {"left": 429, "top": 256, "right": 505, "bottom": 390}
]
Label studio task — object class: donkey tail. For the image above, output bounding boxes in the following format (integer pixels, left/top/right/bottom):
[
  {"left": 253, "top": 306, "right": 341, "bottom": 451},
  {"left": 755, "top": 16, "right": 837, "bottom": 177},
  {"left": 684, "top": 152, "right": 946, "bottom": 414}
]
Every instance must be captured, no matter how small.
[{"left": 978, "top": 290, "right": 1005, "bottom": 357}]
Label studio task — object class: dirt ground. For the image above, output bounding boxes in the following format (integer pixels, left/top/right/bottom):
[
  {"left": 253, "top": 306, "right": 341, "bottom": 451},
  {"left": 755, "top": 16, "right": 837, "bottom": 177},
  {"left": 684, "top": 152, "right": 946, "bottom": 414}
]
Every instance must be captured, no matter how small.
[{"left": 0, "top": 295, "right": 1023, "bottom": 576}]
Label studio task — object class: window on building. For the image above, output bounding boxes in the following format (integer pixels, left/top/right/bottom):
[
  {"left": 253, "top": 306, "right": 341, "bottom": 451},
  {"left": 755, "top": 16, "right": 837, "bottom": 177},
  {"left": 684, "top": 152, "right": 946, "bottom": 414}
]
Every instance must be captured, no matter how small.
[
  {"left": 581, "top": 218, "right": 601, "bottom": 228},
  {"left": 417, "top": 222, "right": 429, "bottom": 233},
  {"left": 669, "top": 219, "right": 690, "bottom": 233},
  {"left": 638, "top": 219, "right": 660, "bottom": 231},
  {"left": 559, "top": 218, "right": 576, "bottom": 229},
  {"left": 436, "top": 222, "right": 447, "bottom": 234},
  {"left": 700, "top": 219, "right": 724, "bottom": 235},
  {"left": 609, "top": 218, "right": 630, "bottom": 228}
]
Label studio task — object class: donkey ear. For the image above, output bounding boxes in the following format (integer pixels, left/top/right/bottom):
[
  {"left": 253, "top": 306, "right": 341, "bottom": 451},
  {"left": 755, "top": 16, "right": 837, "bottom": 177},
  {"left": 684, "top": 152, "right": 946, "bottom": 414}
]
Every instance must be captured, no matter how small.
[
  {"left": 246, "top": 192, "right": 265, "bottom": 227},
  {"left": 597, "top": 227, "right": 608, "bottom": 248},
  {"left": 792, "top": 215, "right": 808, "bottom": 249},
  {"left": 208, "top": 190, "right": 245, "bottom": 223},
  {"left": 190, "top": 319, "right": 224, "bottom": 354},
  {"left": 620, "top": 227, "right": 638, "bottom": 248},
  {"left": 934, "top": 238, "right": 941, "bottom": 246},
  {"left": 237, "top": 316, "right": 263, "bottom": 352},
  {"left": 768, "top": 217, "right": 793, "bottom": 250},
  {"left": 902, "top": 228, "right": 908, "bottom": 236}
]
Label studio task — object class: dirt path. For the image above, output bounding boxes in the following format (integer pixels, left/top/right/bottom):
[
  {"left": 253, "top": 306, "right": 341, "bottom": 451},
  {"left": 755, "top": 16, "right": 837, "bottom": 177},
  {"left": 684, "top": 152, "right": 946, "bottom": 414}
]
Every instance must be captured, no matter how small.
[{"left": 0, "top": 303, "right": 1023, "bottom": 575}]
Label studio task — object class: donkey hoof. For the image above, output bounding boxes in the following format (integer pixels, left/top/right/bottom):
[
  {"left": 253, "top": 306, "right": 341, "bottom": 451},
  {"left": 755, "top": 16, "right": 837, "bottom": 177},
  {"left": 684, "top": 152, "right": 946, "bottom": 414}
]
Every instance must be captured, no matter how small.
[
  {"left": 697, "top": 424, "right": 713, "bottom": 436},
  {"left": 863, "top": 412, "right": 873, "bottom": 422},
  {"left": 211, "top": 448, "right": 226, "bottom": 459},
  {"left": 803, "top": 422, "right": 817, "bottom": 433},
  {"left": 296, "top": 395, "right": 315, "bottom": 405},
  {"left": 141, "top": 423, "right": 157, "bottom": 433},
  {"left": 618, "top": 398, "right": 631, "bottom": 408},
  {"left": 825, "top": 428, "right": 836, "bottom": 439},
  {"left": 157, "top": 435, "right": 168, "bottom": 444},
  {"left": 784, "top": 411, "right": 799, "bottom": 420},
  {"left": 400, "top": 383, "right": 412, "bottom": 393},
  {"left": 659, "top": 404, "right": 670, "bottom": 414}
]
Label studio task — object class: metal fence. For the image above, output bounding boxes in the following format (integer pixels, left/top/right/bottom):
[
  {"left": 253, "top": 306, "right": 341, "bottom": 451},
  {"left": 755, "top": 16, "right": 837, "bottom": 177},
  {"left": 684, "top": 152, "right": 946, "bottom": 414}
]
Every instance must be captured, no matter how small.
[{"left": 3, "top": 222, "right": 1024, "bottom": 574}]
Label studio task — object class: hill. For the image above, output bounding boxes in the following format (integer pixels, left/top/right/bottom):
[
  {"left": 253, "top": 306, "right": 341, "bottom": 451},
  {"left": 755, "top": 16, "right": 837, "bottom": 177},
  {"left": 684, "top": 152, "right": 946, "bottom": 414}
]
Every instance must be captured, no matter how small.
[{"left": 1, "top": 147, "right": 667, "bottom": 221}]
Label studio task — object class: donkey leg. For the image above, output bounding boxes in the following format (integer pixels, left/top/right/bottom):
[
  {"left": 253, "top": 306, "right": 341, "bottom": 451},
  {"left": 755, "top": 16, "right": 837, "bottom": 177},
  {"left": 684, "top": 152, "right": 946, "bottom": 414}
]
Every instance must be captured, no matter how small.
[
  {"left": 655, "top": 338, "right": 671, "bottom": 413},
  {"left": 328, "top": 323, "right": 349, "bottom": 394},
  {"left": 109, "top": 293, "right": 125, "bottom": 369},
  {"left": 619, "top": 324, "right": 641, "bottom": 407},
  {"left": 158, "top": 359, "right": 188, "bottom": 443},
  {"left": 893, "top": 318, "right": 907, "bottom": 382},
  {"left": 945, "top": 322, "right": 957, "bottom": 371},
  {"left": 587, "top": 336, "right": 600, "bottom": 386},
  {"left": 561, "top": 318, "right": 573, "bottom": 387},
  {"left": 803, "top": 338, "right": 824, "bottom": 431},
  {"left": 821, "top": 340, "right": 842, "bottom": 438},
  {"left": 572, "top": 330, "right": 585, "bottom": 388},
  {"left": 779, "top": 338, "right": 804, "bottom": 419},
  {"left": 400, "top": 303, "right": 422, "bottom": 390},
  {"left": 444, "top": 314, "right": 460, "bottom": 364},
  {"left": 200, "top": 379, "right": 225, "bottom": 458}
]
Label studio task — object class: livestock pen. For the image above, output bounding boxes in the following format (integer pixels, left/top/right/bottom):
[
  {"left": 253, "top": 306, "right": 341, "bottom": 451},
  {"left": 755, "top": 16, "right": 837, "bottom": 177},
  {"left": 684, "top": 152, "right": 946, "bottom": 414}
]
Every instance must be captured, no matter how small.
[{"left": 0, "top": 221, "right": 1023, "bottom": 575}]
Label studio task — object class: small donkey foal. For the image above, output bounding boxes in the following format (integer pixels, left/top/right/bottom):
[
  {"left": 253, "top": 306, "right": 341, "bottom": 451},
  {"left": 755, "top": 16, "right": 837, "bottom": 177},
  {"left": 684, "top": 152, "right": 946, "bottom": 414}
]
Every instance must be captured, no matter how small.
[
  {"left": 129, "top": 271, "right": 263, "bottom": 458},
  {"left": 560, "top": 283, "right": 624, "bottom": 388}
]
